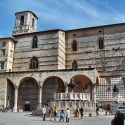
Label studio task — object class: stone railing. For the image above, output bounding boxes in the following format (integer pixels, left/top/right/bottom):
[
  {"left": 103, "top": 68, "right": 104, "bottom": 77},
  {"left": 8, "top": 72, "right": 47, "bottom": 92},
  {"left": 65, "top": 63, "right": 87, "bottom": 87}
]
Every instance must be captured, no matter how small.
[{"left": 55, "top": 93, "right": 90, "bottom": 101}]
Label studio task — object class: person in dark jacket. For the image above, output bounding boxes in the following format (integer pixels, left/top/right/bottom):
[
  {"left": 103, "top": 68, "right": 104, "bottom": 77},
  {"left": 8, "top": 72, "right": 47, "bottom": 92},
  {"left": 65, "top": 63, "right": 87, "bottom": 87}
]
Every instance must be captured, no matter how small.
[
  {"left": 111, "top": 111, "right": 124, "bottom": 125},
  {"left": 79, "top": 107, "right": 84, "bottom": 119}
]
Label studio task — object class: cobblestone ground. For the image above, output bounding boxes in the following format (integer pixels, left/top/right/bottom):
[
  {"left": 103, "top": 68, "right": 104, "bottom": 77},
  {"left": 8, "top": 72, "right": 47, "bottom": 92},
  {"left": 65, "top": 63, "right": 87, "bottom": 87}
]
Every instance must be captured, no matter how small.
[{"left": 0, "top": 112, "right": 115, "bottom": 125}]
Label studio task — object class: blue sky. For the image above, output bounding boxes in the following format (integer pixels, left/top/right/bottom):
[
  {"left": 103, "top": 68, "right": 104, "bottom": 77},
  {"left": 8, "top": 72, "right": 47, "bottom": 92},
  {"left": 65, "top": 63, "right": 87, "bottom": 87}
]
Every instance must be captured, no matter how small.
[{"left": 1, "top": 0, "right": 125, "bottom": 37}]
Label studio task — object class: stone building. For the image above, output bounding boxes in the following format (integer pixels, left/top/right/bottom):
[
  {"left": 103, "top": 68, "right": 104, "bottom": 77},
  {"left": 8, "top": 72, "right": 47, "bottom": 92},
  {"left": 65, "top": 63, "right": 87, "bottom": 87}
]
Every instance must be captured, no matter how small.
[{"left": 0, "top": 10, "right": 125, "bottom": 112}]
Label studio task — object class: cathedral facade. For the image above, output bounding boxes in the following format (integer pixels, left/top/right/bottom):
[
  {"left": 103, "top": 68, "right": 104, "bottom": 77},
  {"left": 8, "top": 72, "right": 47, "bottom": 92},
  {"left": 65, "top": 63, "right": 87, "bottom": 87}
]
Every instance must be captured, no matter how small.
[{"left": 0, "top": 11, "right": 125, "bottom": 112}]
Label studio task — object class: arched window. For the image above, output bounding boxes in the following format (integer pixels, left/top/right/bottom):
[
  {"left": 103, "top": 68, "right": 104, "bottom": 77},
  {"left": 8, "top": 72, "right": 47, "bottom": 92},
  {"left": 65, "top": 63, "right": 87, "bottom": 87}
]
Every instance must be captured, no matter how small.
[
  {"left": 98, "top": 37, "right": 104, "bottom": 49},
  {"left": 20, "top": 15, "right": 24, "bottom": 25},
  {"left": 30, "top": 57, "right": 39, "bottom": 69},
  {"left": 32, "top": 36, "right": 38, "bottom": 48},
  {"left": 72, "top": 60, "right": 78, "bottom": 69},
  {"left": 72, "top": 40, "right": 77, "bottom": 51}
]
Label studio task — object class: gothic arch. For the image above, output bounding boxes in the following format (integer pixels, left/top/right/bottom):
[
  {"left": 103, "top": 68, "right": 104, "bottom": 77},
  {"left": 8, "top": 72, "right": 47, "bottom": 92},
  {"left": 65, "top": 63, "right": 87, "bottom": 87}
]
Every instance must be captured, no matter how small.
[
  {"left": 72, "top": 60, "right": 78, "bottom": 69},
  {"left": 72, "top": 40, "right": 77, "bottom": 51},
  {"left": 29, "top": 56, "right": 39, "bottom": 69}
]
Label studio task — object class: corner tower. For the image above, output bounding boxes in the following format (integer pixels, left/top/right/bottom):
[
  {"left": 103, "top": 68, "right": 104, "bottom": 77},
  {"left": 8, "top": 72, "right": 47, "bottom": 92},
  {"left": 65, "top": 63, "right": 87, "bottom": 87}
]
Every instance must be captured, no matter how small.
[{"left": 12, "top": 11, "right": 38, "bottom": 35}]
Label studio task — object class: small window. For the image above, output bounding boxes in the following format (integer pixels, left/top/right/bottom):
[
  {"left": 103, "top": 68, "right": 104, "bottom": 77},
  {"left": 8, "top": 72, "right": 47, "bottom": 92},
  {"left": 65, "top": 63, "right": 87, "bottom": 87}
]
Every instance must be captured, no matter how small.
[
  {"left": 2, "top": 42, "right": 6, "bottom": 47},
  {"left": 72, "top": 60, "right": 77, "bottom": 69},
  {"left": 98, "top": 37, "right": 104, "bottom": 49},
  {"left": 0, "top": 62, "right": 4, "bottom": 69},
  {"left": 20, "top": 15, "right": 24, "bottom": 25},
  {"left": 1, "top": 49, "right": 5, "bottom": 55},
  {"left": 32, "top": 36, "right": 38, "bottom": 48},
  {"left": 32, "top": 18, "right": 35, "bottom": 28},
  {"left": 72, "top": 40, "right": 77, "bottom": 51},
  {"left": 30, "top": 57, "right": 39, "bottom": 69}
]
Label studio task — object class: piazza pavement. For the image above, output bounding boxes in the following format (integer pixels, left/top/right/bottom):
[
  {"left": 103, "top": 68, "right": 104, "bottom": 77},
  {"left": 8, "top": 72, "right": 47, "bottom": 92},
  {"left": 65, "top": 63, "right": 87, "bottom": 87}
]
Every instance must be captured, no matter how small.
[{"left": 0, "top": 111, "right": 116, "bottom": 125}]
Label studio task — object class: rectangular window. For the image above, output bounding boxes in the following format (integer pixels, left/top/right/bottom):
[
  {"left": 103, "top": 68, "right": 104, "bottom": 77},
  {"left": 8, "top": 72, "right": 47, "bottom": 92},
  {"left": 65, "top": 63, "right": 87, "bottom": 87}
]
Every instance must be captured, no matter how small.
[
  {"left": 1, "top": 49, "right": 6, "bottom": 55},
  {"left": 2, "top": 42, "right": 6, "bottom": 47},
  {"left": 0, "top": 62, "right": 4, "bottom": 69}
]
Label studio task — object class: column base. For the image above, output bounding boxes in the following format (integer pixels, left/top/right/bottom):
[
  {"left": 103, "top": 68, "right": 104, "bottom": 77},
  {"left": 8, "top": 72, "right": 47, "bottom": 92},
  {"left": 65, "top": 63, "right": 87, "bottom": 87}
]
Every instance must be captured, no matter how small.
[{"left": 13, "top": 107, "right": 17, "bottom": 112}]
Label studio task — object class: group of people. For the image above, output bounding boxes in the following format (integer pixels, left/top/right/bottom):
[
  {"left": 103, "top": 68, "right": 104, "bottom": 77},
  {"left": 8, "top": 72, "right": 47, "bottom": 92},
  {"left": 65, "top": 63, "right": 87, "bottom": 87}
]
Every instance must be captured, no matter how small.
[
  {"left": 74, "top": 107, "right": 84, "bottom": 119},
  {"left": 0, "top": 105, "right": 8, "bottom": 112},
  {"left": 42, "top": 106, "right": 71, "bottom": 123}
]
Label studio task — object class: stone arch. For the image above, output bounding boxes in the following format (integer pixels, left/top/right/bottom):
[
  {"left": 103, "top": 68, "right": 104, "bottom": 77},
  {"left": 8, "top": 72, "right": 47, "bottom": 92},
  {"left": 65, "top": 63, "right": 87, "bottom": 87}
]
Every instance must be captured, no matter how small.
[
  {"left": 6, "top": 78, "right": 15, "bottom": 109},
  {"left": 42, "top": 76, "right": 65, "bottom": 105},
  {"left": 18, "top": 77, "right": 39, "bottom": 111},
  {"left": 69, "top": 74, "right": 92, "bottom": 98}
]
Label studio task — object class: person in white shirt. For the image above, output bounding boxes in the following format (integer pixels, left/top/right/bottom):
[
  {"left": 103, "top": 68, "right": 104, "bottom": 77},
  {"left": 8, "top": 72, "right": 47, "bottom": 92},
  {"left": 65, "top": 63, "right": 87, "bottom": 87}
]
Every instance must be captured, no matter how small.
[
  {"left": 42, "top": 106, "right": 47, "bottom": 121},
  {"left": 66, "top": 108, "right": 70, "bottom": 122}
]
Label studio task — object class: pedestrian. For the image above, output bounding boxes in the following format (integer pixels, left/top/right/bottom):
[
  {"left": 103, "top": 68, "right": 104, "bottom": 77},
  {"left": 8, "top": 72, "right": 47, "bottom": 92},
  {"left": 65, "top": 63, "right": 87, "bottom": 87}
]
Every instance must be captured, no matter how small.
[
  {"left": 76, "top": 107, "right": 80, "bottom": 117},
  {"left": 59, "top": 109, "right": 65, "bottom": 122},
  {"left": 66, "top": 108, "right": 70, "bottom": 122},
  {"left": 79, "top": 107, "right": 84, "bottom": 119},
  {"left": 42, "top": 106, "right": 46, "bottom": 121},
  {"left": 48, "top": 107, "right": 53, "bottom": 121},
  {"left": 111, "top": 111, "right": 124, "bottom": 125},
  {"left": 96, "top": 107, "right": 99, "bottom": 116},
  {"left": 53, "top": 107, "right": 58, "bottom": 122}
]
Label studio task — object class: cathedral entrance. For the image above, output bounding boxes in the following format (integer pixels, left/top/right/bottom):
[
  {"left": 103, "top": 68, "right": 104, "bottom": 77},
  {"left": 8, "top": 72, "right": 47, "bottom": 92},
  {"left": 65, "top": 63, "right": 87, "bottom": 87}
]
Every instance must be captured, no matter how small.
[
  {"left": 7, "top": 79, "right": 14, "bottom": 109},
  {"left": 18, "top": 77, "right": 39, "bottom": 111},
  {"left": 42, "top": 76, "right": 65, "bottom": 105},
  {"left": 24, "top": 101, "right": 31, "bottom": 111}
]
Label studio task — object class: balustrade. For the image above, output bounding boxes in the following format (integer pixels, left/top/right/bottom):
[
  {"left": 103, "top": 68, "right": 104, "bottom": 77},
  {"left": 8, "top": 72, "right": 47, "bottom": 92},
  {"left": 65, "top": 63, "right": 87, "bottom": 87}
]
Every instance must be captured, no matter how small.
[{"left": 55, "top": 93, "right": 90, "bottom": 101}]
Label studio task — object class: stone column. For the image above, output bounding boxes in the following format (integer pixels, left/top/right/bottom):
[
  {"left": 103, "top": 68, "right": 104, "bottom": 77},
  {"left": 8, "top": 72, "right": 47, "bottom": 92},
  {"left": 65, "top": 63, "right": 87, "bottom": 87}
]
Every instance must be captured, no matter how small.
[
  {"left": 65, "top": 82, "right": 68, "bottom": 93},
  {"left": 4, "top": 88, "right": 7, "bottom": 108},
  {"left": 13, "top": 85, "right": 18, "bottom": 112},
  {"left": 38, "top": 85, "right": 42, "bottom": 109},
  {"left": 92, "top": 84, "right": 96, "bottom": 103}
]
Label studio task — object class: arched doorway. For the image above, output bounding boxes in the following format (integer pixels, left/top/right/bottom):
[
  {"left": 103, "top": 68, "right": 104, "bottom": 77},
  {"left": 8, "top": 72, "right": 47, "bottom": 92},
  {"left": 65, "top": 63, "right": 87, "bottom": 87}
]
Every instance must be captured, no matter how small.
[
  {"left": 42, "top": 76, "right": 65, "bottom": 105},
  {"left": 18, "top": 77, "right": 39, "bottom": 111},
  {"left": 7, "top": 79, "right": 14, "bottom": 109},
  {"left": 70, "top": 75, "right": 92, "bottom": 98}
]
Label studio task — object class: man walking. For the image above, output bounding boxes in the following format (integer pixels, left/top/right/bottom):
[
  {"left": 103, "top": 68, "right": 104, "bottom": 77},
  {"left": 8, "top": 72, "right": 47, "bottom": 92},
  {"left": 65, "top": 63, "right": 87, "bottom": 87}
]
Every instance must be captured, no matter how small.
[
  {"left": 66, "top": 108, "right": 70, "bottom": 122},
  {"left": 79, "top": 107, "right": 84, "bottom": 119},
  {"left": 42, "top": 106, "right": 47, "bottom": 121}
]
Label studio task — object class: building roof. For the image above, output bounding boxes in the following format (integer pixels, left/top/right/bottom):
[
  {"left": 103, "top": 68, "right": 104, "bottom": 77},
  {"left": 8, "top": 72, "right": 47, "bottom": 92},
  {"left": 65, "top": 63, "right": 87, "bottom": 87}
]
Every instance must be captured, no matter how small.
[
  {"left": 12, "top": 22, "right": 125, "bottom": 37},
  {"left": 0, "top": 37, "right": 16, "bottom": 42},
  {"left": 12, "top": 29, "right": 64, "bottom": 37},
  {"left": 15, "top": 11, "right": 38, "bottom": 19},
  {"left": 66, "top": 22, "right": 125, "bottom": 32}
]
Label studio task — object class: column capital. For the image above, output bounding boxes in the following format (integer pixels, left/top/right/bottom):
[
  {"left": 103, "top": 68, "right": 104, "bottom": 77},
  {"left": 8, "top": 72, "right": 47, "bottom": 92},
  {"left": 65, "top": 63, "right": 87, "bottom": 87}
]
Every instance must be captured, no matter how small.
[
  {"left": 38, "top": 81, "right": 43, "bottom": 88},
  {"left": 14, "top": 85, "right": 19, "bottom": 89},
  {"left": 92, "top": 83, "right": 96, "bottom": 89}
]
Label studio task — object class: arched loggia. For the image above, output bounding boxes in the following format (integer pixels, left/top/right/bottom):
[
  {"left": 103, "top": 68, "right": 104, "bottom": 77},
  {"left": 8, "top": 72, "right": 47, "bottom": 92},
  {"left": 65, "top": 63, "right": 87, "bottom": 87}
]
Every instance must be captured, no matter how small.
[
  {"left": 69, "top": 75, "right": 92, "bottom": 99},
  {"left": 6, "top": 79, "right": 15, "bottom": 109},
  {"left": 18, "top": 77, "right": 39, "bottom": 111},
  {"left": 42, "top": 76, "right": 65, "bottom": 105}
]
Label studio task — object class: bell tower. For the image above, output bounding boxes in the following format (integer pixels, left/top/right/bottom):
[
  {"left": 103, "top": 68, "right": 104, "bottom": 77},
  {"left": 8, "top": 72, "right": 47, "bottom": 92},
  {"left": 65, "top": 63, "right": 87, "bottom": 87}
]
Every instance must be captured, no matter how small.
[{"left": 12, "top": 11, "right": 38, "bottom": 35}]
